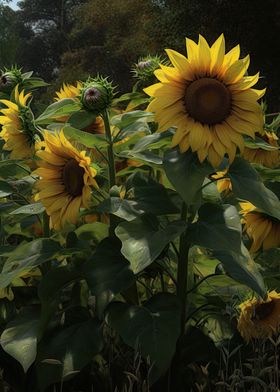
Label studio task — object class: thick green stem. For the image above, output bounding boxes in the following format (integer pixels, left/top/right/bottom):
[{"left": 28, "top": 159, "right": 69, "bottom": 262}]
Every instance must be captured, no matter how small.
[
  {"left": 103, "top": 109, "right": 116, "bottom": 189},
  {"left": 177, "top": 202, "right": 189, "bottom": 335},
  {"left": 103, "top": 109, "right": 118, "bottom": 236}
]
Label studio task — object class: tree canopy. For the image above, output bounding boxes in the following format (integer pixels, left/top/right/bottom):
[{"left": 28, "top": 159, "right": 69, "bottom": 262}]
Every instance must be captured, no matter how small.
[{"left": 0, "top": 0, "right": 279, "bottom": 109}]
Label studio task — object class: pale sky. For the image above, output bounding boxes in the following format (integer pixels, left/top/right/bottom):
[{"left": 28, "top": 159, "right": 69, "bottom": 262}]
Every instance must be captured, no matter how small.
[{"left": 7, "top": 0, "right": 19, "bottom": 10}]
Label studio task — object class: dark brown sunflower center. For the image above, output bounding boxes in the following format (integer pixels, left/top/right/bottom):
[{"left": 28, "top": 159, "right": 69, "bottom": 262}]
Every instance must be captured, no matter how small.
[
  {"left": 252, "top": 300, "right": 275, "bottom": 321},
  {"left": 63, "top": 159, "right": 85, "bottom": 197},
  {"left": 184, "top": 78, "right": 231, "bottom": 125}
]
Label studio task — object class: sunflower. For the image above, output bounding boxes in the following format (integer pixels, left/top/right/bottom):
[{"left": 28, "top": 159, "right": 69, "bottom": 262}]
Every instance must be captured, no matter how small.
[
  {"left": 211, "top": 169, "right": 232, "bottom": 194},
  {"left": 0, "top": 85, "right": 36, "bottom": 159},
  {"left": 243, "top": 131, "right": 280, "bottom": 168},
  {"left": 237, "top": 290, "right": 280, "bottom": 342},
  {"left": 34, "top": 131, "right": 98, "bottom": 230},
  {"left": 54, "top": 82, "right": 82, "bottom": 102},
  {"left": 240, "top": 201, "right": 280, "bottom": 252},
  {"left": 144, "top": 34, "right": 265, "bottom": 167}
]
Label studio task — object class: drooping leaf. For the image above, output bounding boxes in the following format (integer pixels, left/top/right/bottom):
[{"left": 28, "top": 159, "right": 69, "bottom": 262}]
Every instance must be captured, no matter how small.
[
  {"left": 0, "top": 239, "right": 62, "bottom": 288},
  {"left": 63, "top": 125, "right": 107, "bottom": 149},
  {"left": 36, "top": 318, "right": 103, "bottom": 391},
  {"left": 68, "top": 110, "right": 97, "bottom": 130},
  {"left": 116, "top": 217, "right": 186, "bottom": 273},
  {"left": 38, "top": 265, "right": 83, "bottom": 337},
  {"left": 132, "top": 129, "right": 174, "bottom": 152},
  {"left": 228, "top": 157, "right": 280, "bottom": 219},
  {"left": 1, "top": 307, "right": 40, "bottom": 373},
  {"left": 0, "top": 161, "right": 30, "bottom": 179},
  {"left": 10, "top": 202, "right": 45, "bottom": 215},
  {"left": 213, "top": 245, "right": 266, "bottom": 298},
  {"left": 188, "top": 203, "right": 242, "bottom": 253},
  {"left": 163, "top": 148, "right": 213, "bottom": 206},
  {"left": 106, "top": 293, "right": 181, "bottom": 383},
  {"left": 75, "top": 222, "right": 109, "bottom": 242},
  {"left": 35, "top": 99, "right": 81, "bottom": 125},
  {"left": 82, "top": 237, "right": 135, "bottom": 297},
  {"left": 111, "top": 110, "right": 154, "bottom": 129},
  {"left": 0, "top": 180, "right": 14, "bottom": 197}
]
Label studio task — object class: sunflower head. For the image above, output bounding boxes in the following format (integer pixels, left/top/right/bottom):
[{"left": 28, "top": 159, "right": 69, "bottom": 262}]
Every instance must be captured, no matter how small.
[
  {"left": 0, "top": 85, "right": 37, "bottom": 159},
  {"left": 237, "top": 291, "right": 280, "bottom": 342},
  {"left": 34, "top": 131, "right": 99, "bottom": 230},
  {"left": 243, "top": 131, "right": 280, "bottom": 168},
  {"left": 240, "top": 201, "right": 280, "bottom": 252},
  {"left": 144, "top": 34, "right": 265, "bottom": 168},
  {"left": 80, "top": 76, "right": 115, "bottom": 115}
]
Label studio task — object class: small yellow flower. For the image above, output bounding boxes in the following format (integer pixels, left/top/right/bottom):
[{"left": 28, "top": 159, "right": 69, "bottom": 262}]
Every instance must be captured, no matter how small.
[
  {"left": 144, "top": 34, "right": 265, "bottom": 167},
  {"left": 243, "top": 131, "right": 280, "bottom": 168},
  {"left": 240, "top": 201, "right": 280, "bottom": 252},
  {"left": 34, "top": 131, "right": 98, "bottom": 230},
  {"left": 237, "top": 290, "right": 280, "bottom": 342},
  {"left": 0, "top": 85, "right": 35, "bottom": 159}
]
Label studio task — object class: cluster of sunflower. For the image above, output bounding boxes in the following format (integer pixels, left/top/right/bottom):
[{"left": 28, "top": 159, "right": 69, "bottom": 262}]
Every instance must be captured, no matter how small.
[{"left": 1, "top": 35, "right": 280, "bottom": 388}]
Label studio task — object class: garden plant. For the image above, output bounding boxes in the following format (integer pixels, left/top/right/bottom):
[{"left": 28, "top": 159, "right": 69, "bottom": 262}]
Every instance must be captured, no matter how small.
[{"left": 0, "top": 34, "right": 280, "bottom": 391}]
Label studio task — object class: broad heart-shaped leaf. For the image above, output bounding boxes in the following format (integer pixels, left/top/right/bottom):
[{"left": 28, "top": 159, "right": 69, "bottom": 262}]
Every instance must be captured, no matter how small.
[
  {"left": 117, "top": 150, "right": 162, "bottom": 165},
  {"left": 111, "top": 110, "right": 154, "bottom": 130},
  {"left": 228, "top": 157, "right": 280, "bottom": 220},
  {"left": 82, "top": 237, "right": 135, "bottom": 296},
  {"left": 0, "top": 239, "right": 62, "bottom": 288},
  {"left": 1, "top": 307, "right": 40, "bottom": 373},
  {"left": 106, "top": 293, "right": 181, "bottom": 384},
  {"left": 0, "top": 161, "right": 30, "bottom": 179},
  {"left": 68, "top": 110, "right": 97, "bottom": 130},
  {"left": 163, "top": 148, "right": 213, "bottom": 206},
  {"left": 36, "top": 318, "right": 103, "bottom": 392},
  {"left": 96, "top": 178, "right": 178, "bottom": 221},
  {"left": 9, "top": 202, "right": 45, "bottom": 215},
  {"left": 132, "top": 129, "right": 174, "bottom": 152},
  {"left": 213, "top": 245, "right": 266, "bottom": 298},
  {"left": 188, "top": 203, "right": 242, "bottom": 253},
  {"left": 0, "top": 180, "right": 14, "bottom": 197},
  {"left": 63, "top": 125, "right": 107, "bottom": 149},
  {"left": 38, "top": 265, "right": 83, "bottom": 338},
  {"left": 115, "top": 217, "right": 187, "bottom": 274},
  {"left": 35, "top": 99, "right": 81, "bottom": 125}
]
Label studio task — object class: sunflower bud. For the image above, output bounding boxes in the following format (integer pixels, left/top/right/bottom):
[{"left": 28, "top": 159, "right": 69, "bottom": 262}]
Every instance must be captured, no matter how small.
[
  {"left": 132, "top": 55, "right": 169, "bottom": 86},
  {"left": 81, "top": 77, "right": 115, "bottom": 115},
  {"left": 0, "top": 66, "right": 23, "bottom": 92}
]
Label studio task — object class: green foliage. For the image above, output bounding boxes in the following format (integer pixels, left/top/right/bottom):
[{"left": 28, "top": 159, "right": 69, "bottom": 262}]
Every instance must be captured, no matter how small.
[{"left": 106, "top": 293, "right": 181, "bottom": 383}]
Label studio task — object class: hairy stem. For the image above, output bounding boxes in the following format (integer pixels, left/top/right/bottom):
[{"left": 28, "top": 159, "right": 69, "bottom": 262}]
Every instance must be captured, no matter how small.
[
  {"left": 176, "top": 202, "right": 189, "bottom": 335},
  {"left": 102, "top": 109, "right": 118, "bottom": 236}
]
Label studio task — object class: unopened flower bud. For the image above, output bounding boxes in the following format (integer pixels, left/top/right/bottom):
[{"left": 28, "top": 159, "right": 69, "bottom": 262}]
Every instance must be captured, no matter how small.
[{"left": 81, "top": 77, "right": 115, "bottom": 115}]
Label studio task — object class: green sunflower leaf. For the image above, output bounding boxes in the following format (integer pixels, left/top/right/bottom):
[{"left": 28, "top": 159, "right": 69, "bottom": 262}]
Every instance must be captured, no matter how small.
[
  {"left": 188, "top": 203, "right": 242, "bottom": 253},
  {"left": 115, "top": 217, "right": 186, "bottom": 274},
  {"left": 228, "top": 157, "right": 280, "bottom": 220},
  {"left": 0, "top": 239, "right": 62, "bottom": 288},
  {"left": 163, "top": 148, "right": 213, "bottom": 207},
  {"left": 63, "top": 125, "right": 107, "bottom": 149},
  {"left": 1, "top": 307, "right": 40, "bottom": 373},
  {"left": 106, "top": 293, "right": 181, "bottom": 384},
  {"left": 36, "top": 317, "right": 103, "bottom": 392},
  {"left": 35, "top": 98, "right": 81, "bottom": 125}
]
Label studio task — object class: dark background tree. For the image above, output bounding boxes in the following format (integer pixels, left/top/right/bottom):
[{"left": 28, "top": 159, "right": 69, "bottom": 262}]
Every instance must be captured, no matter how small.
[{"left": 0, "top": 0, "right": 279, "bottom": 110}]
